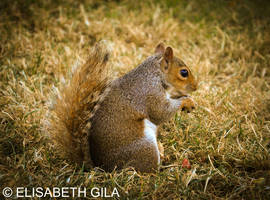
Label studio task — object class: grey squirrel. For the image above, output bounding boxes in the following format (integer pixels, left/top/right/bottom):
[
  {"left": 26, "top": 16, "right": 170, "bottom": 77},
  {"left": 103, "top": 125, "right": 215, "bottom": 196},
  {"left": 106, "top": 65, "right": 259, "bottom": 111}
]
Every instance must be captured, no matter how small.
[{"left": 45, "top": 41, "right": 198, "bottom": 173}]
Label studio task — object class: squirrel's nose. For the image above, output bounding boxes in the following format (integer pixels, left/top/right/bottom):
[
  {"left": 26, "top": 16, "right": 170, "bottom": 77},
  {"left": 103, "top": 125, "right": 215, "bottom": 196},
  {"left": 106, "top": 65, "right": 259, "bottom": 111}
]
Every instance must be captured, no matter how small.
[
  {"left": 192, "top": 78, "right": 198, "bottom": 91},
  {"left": 187, "top": 83, "right": 197, "bottom": 92},
  {"left": 191, "top": 81, "right": 198, "bottom": 91},
  {"left": 193, "top": 82, "right": 198, "bottom": 91}
]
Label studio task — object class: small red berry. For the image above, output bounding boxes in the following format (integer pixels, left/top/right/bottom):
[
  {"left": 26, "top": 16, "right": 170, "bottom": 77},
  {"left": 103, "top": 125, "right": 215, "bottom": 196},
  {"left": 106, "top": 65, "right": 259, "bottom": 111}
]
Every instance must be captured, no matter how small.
[{"left": 182, "top": 158, "right": 191, "bottom": 169}]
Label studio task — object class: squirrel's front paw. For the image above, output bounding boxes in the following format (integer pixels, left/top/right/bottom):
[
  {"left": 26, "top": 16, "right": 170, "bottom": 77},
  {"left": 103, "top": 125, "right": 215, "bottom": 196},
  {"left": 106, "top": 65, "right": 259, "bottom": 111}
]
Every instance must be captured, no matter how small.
[{"left": 179, "top": 97, "right": 196, "bottom": 113}]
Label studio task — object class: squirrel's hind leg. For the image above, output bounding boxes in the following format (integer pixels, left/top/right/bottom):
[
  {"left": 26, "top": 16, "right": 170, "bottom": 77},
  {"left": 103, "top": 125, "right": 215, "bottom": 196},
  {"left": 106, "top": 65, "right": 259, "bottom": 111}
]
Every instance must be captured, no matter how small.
[
  {"left": 94, "top": 119, "right": 160, "bottom": 173},
  {"left": 121, "top": 119, "right": 160, "bottom": 173},
  {"left": 122, "top": 138, "right": 160, "bottom": 173}
]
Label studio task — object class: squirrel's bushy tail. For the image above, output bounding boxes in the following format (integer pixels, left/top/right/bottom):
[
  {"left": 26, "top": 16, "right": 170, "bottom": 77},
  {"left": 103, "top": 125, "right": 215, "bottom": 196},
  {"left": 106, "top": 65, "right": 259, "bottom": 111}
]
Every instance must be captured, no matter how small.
[{"left": 44, "top": 41, "right": 111, "bottom": 167}]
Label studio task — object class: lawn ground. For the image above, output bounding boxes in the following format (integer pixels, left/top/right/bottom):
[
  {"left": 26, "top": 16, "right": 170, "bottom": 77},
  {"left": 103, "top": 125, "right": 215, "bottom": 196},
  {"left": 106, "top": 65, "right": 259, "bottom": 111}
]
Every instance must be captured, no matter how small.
[{"left": 0, "top": 0, "right": 270, "bottom": 199}]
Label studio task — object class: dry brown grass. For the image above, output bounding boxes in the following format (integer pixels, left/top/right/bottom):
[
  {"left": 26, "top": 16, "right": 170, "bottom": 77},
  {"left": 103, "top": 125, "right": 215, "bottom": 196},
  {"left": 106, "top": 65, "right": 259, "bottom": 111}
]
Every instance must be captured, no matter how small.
[{"left": 0, "top": 0, "right": 270, "bottom": 199}]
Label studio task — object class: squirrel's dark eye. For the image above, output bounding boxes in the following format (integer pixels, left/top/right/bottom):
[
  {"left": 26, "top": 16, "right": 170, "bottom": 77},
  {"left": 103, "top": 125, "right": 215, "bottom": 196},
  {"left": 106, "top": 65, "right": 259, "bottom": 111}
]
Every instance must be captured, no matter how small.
[{"left": 180, "top": 69, "right": 188, "bottom": 77}]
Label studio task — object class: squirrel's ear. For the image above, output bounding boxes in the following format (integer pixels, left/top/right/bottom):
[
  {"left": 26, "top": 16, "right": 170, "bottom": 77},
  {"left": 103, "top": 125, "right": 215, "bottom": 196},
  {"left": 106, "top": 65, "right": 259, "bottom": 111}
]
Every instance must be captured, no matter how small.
[
  {"left": 164, "top": 47, "right": 173, "bottom": 63},
  {"left": 155, "top": 43, "right": 165, "bottom": 54}
]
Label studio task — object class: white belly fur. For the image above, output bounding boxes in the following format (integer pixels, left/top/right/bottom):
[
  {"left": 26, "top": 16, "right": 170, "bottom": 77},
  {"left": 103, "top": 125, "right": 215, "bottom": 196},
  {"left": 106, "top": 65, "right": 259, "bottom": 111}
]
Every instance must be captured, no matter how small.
[
  {"left": 166, "top": 91, "right": 182, "bottom": 108},
  {"left": 143, "top": 119, "right": 160, "bottom": 164}
]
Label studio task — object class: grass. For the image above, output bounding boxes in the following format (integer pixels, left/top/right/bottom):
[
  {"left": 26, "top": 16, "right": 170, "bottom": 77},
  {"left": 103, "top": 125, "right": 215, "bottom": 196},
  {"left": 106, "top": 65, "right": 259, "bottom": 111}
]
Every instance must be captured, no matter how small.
[{"left": 0, "top": 0, "right": 270, "bottom": 199}]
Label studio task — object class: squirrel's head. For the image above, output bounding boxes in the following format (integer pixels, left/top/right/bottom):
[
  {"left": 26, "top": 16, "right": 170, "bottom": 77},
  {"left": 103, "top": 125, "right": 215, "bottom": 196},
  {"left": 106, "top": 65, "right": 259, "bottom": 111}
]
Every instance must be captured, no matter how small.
[{"left": 155, "top": 43, "right": 198, "bottom": 98}]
